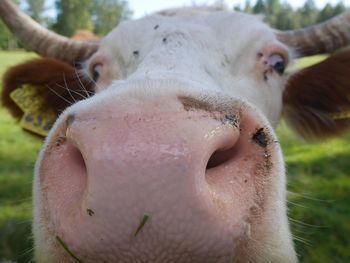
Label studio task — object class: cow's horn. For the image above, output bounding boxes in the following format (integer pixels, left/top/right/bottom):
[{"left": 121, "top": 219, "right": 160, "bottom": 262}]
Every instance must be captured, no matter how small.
[
  {"left": 0, "top": 0, "right": 99, "bottom": 62},
  {"left": 277, "top": 10, "right": 350, "bottom": 57}
]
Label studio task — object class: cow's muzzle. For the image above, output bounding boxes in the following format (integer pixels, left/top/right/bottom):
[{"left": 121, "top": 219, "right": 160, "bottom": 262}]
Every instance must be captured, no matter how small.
[{"left": 34, "top": 91, "right": 294, "bottom": 262}]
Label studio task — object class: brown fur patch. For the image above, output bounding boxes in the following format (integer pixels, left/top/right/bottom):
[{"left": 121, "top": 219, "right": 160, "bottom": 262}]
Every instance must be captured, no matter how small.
[
  {"left": 71, "top": 30, "right": 100, "bottom": 41},
  {"left": 178, "top": 95, "right": 241, "bottom": 115},
  {"left": 178, "top": 95, "right": 217, "bottom": 112},
  {"left": 283, "top": 48, "right": 350, "bottom": 139},
  {"left": 1, "top": 58, "right": 95, "bottom": 120}
]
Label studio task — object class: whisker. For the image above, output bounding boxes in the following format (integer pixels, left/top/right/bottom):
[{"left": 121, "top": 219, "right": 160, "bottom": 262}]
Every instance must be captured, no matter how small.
[
  {"left": 292, "top": 223, "right": 323, "bottom": 236},
  {"left": 287, "top": 200, "right": 310, "bottom": 209},
  {"left": 15, "top": 217, "right": 33, "bottom": 225},
  {"left": 293, "top": 234, "right": 312, "bottom": 246},
  {"left": 47, "top": 86, "right": 73, "bottom": 106},
  {"left": 75, "top": 89, "right": 94, "bottom": 95},
  {"left": 55, "top": 83, "right": 87, "bottom": 100},
  {"left": 74, "top": 68, "right": 92, "bottom": 98},
  {"left": 287, "top": 190, "right": 334, "bottom": 202},
  {"left": 17, "top": 246, "right": 34, "bottom": 262},
  {"left": 289, "top": 217, "right": 328, "bottom": 229},
  {"left": 63, "top": 74, "right": 76, "bottom": 103},
  {"left": 82, "top": 68, "right": 102, "bottom": 91}
]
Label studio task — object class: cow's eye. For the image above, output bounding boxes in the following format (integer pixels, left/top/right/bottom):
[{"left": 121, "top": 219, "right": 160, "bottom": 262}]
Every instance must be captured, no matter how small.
[
  {"left": 268, "top": 54, "right": 285, "bottom": 75},
  {"left": 91, "top": 63, "right": 103, "bottom": 82}
]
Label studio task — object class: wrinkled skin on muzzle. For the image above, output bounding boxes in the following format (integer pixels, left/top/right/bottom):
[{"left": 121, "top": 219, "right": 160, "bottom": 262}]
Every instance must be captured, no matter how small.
[{"left": 33, "top": 83, "right": 296, "bottom": 263}]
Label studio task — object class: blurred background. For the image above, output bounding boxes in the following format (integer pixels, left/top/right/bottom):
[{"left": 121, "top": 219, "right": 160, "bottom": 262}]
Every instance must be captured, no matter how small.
[
  {"left": 0, "top": 0, "right": 349, "bottom": 262},
  {"left": 1, "top": 0, "right": 349, "bottom": 48}
]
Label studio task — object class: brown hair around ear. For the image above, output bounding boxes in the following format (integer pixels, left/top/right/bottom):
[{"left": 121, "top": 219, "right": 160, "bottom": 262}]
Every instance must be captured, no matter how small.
[
  {"left": 1, "top": 58, "right": 95, "bottom": 136},
  {"left": 2, "top": 58, "right": 94, "bottom": 119},
  {"left": 283, "top": 48, "right": 350, "bottom": 139}
]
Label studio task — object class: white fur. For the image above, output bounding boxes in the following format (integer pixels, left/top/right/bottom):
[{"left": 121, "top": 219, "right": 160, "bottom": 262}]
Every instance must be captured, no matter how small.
[
  {"left": 89, "top": 9, "right": 291, "bottom": 125},
  {"left": 34, "top": 7, "right": 297, "bottom": 262}
]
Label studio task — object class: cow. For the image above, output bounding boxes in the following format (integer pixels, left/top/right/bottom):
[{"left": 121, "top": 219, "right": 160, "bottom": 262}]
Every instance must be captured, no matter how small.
[{"left": 1, "top": 1, "right": 350, "bottom": 262}]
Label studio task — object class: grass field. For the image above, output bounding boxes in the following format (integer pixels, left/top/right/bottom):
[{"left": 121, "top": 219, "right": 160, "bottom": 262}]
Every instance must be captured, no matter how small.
[
  {"left": 0, "top": 51, "right": 39, "bottom": 262},
  {"left": 0, "top": 51, "right": 349, "bottom": 262}
]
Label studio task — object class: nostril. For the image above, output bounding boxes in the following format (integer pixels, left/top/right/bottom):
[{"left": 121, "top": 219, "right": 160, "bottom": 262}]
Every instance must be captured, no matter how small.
[
  {"left": 205, "top": 119, "right": 241, "bottom": 171},
  {"left": 206, "top": 146, "right": 238, "bottom": 170},
  {"left": 69, "top": 143, "right": 87, "bottom": 174},
  {"left": 62, "top": 114, "right": 88, "bottom": 178},
  {"left": 64, "top": 113, "right": 86, "bottom": 173}
]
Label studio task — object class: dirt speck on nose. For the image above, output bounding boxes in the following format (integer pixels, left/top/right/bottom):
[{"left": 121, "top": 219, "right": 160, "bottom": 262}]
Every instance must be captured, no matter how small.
[
  {"left": 252, "top": 128, "right": 268, "bottom": 148},
  {"left": 223, "top": 114, "right": 238, "bottom": 127},
  {"left": 179, "top": 96, "right": 214, "bottom": 112},
  {"left": 87, "top": 209, "right": 95, "bottom": 216},
  {"left": 55, "top": 136, "right": 66, "bottom": 147}
]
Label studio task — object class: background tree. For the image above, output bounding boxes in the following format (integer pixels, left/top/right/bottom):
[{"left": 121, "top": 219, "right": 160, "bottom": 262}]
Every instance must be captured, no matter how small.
[
  {"left": 91, "top": 0, "right": 132, "bottom": 36},
  {"left": 264, "top": 0, "right": 282, "bottom": 27},
  {"left": 298, "top": 0, "right": 318, "bottom": 27},
  {"left": 26, "top": 0, "right": 45, "bottom": 24},
  {"left": 233, "top": 4, "right": 241, "bottom": 11},
  {"left": 240, "top": 0, "right": 348, "bottom": 30},
  {"left": 243, "top": 0, "right": 253, "bottom": 13},
  {"left": 319, "top": 1, "right": 347, "bottom": 22},
  {"left": 275, "top": 3, "right": 301, "bottom": 30},
  {"left": 333, "top": 2, "right": 346, "bottom": 15},
  {"left": 0, "top": 22, "right": 13, "bottom": 49},
  {"left": 253, "top": 0, "right": 266, "bottom": 14},
  {"left": 1, "top": 0, "right": 349, "bottom": 50},
  {"left": 53, "top": 0, "right": 94, "bottom": 37},
  {"left": 0, "top": 0, "right": 21, "bottom": 50}
]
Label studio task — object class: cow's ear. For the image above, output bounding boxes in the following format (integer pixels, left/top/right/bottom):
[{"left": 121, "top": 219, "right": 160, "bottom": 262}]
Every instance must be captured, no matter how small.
[
  {"left": 1, "top": 58, "right": 94, "bottom": 136},
  {"left": 283, "top": 48, "right": 350, "bottom": 139},
  {"left": 1, "top": 58, "right": 94, "bottom": 119}
]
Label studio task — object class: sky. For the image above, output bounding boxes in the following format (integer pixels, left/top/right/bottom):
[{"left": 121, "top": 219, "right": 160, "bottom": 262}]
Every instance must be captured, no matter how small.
[
  {"left": 42, "top": 0, "right": 349, "bottom": 19},
  {"left": 127, "top": 0, "right": 349, "bottom": 18}
]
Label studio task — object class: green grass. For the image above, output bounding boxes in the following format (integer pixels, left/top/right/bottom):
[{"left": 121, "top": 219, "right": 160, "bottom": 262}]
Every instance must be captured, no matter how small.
[
  {"left": 0, "top": 51, "right": 37, "bottom": 76},
  {"left": 289, "top": 55, "right": 326, "bottom": 70},
  {"left": 0, "top": 51, "right": 41, "bottom": 262},
  {"left": 278, "top": 122, "right": 350, "bottom": 262},
  {"left": 0, "top": 52, "right": 349, "bottom": 262}
]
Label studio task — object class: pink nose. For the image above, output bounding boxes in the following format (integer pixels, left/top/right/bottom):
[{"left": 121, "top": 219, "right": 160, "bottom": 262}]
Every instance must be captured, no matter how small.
[{"left": 38, "top": 95, "right": 277, "bottom": 262}]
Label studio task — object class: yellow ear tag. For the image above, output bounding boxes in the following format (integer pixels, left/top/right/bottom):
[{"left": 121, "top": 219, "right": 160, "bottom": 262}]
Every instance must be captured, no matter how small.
[
  {"left": 10, "top": 85, "right": 57, "bottom": 137},
  {"left": 328, "top": 111, "right": 350, "bottom": 120}
]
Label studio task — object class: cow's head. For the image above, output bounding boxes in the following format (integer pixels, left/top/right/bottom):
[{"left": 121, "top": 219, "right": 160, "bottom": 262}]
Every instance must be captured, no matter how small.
[{"left": 1, "top": 2, "right": 350, "bottom": 262}]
